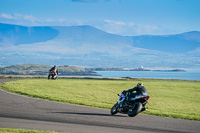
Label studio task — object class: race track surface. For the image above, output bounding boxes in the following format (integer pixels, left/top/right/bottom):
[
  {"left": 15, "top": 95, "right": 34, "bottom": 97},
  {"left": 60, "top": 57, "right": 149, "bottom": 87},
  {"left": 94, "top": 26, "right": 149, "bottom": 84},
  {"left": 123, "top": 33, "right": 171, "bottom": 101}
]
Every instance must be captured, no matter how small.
[{"left": 0, "top": 79, "right": 200, "bottom": 133}]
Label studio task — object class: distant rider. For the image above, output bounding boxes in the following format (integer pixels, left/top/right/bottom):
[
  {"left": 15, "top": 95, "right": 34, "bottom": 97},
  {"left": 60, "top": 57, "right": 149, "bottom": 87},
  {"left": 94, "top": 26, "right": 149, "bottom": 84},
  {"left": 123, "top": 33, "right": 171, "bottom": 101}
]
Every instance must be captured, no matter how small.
[{"left": 49, "top": 65, "right": 58, "bottom": 79}]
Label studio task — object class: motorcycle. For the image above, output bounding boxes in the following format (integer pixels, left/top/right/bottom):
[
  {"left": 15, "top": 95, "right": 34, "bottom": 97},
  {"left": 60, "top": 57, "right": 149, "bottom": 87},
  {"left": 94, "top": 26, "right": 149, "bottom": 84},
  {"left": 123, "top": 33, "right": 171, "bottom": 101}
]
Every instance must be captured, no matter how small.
[
  {"left": 110, "top": 91, "right": 150, "bottom": 117},
  {"left": 48, "top": 70, "right": 57, "bottom": 80}
]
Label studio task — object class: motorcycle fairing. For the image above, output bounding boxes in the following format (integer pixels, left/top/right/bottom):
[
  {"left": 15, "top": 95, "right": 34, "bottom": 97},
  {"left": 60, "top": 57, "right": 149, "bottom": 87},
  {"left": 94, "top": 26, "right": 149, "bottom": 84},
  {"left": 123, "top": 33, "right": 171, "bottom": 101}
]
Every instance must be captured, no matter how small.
[{"left": 130, "top": 95, "right": 150, "bottom": 101}]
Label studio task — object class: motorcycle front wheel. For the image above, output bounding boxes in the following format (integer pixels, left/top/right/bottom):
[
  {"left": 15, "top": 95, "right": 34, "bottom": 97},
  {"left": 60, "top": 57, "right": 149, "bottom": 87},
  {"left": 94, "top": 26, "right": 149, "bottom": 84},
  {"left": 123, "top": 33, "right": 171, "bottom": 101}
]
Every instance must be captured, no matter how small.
[
  {"left": 110, "top": 102, "right": 119, "bottom": 115},
  {"left": 128, "top": 102, "right": 142, "bottom": 117}
]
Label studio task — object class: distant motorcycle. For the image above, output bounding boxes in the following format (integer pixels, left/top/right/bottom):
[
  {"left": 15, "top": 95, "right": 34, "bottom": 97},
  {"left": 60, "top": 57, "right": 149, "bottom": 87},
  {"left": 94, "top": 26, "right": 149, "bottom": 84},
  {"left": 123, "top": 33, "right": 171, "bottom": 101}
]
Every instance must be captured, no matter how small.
[
  {"left": 48, "top": 70, "right": 57, "bottom": 80},
  {"left": 111, "top": 91, "right": 150, "bottom": 117}
]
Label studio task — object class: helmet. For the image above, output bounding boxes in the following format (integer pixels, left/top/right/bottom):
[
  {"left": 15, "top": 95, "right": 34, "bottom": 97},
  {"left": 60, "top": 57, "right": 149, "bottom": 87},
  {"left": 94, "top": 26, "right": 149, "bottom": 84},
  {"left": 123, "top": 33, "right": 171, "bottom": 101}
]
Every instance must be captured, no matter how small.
[{"left": 137, "top": 82, "right": 143, "bottom": 87}]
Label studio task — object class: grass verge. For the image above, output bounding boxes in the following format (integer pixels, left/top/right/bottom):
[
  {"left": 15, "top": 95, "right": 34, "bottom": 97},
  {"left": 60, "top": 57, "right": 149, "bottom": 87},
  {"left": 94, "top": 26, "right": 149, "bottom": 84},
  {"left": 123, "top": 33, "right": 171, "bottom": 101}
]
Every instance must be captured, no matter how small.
[
  {"left": 1, "top": 79, "right": 200, "bottom": 121},
  {"left": 0, "top": 128, "right": 64, "bottom": 133}
]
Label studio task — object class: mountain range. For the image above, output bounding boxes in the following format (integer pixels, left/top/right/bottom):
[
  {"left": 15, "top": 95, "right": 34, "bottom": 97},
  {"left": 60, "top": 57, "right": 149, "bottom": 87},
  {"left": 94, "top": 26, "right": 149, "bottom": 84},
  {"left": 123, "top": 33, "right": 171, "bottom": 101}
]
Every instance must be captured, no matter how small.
[{"left": 0, "top": 23, "right": 200, "bottom": 69}]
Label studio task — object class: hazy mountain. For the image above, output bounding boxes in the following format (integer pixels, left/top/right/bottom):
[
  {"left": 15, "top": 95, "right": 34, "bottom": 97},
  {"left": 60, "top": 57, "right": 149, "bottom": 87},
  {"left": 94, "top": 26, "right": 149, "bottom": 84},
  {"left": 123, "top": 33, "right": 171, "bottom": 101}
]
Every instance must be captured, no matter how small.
[
  {"left": 0, "top": 64, "right": 98, "bottom": 76},
  {"left": 0, "top": 23, "right": 58, "bottom": 46},
  {"left": 132, "top": 31, "right": 200, "bottom": 53},
  {"left": 0, "top": 23, "right": 200, "bottom": 69}
]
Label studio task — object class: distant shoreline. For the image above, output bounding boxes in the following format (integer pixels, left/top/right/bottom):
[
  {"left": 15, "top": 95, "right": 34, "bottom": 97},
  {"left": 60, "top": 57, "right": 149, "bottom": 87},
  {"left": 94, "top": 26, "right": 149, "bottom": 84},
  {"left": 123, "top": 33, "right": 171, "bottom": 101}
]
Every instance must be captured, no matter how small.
[
  {"left": 86, "top": 67, "right": 186, "bottom": 72},
  {"left": 0, "top": 74, "right": 199, "bottom": 82},
  {"left": 152, "top": 69, "right": 186, "bottom": 72}
]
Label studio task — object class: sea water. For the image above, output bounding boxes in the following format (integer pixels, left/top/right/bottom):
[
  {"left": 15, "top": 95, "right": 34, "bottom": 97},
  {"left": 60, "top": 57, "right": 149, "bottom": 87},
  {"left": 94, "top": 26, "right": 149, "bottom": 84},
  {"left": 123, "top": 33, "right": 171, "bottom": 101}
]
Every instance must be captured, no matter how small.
[{"left": 96, "top": 70, "right": 200, "bottom": 81}]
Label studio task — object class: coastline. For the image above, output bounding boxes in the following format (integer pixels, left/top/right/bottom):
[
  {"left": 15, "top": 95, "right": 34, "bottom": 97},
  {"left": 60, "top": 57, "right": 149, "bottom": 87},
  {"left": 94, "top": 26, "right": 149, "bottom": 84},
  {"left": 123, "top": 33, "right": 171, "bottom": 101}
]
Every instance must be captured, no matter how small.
[{"left": 0, "top": 74, "right": 199, "bottom": 82}]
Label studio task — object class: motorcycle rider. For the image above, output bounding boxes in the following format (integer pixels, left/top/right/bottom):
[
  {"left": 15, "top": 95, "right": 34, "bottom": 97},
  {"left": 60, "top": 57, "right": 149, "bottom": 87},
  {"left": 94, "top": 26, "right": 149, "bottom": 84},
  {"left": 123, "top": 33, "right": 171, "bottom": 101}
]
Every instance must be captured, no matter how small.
[
  {"left": 124, "top": 83, "right": 148, "bottom": 106},
  {"left": 111, "top": 83, "right": 149, "bottom": 116},
  {"left": 49, "top": 65, "right": 58, "bottom": 79}
]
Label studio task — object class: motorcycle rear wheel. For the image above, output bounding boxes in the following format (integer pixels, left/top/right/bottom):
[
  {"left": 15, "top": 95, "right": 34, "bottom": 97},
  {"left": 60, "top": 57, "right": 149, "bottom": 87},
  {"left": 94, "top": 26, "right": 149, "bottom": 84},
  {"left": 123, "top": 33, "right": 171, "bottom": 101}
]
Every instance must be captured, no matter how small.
[
  {"left": 128, "top": 102, "right": 142, "bottom": 117},
  {"left": 110, "top": 102, "right": 119, "bottom": 115}
]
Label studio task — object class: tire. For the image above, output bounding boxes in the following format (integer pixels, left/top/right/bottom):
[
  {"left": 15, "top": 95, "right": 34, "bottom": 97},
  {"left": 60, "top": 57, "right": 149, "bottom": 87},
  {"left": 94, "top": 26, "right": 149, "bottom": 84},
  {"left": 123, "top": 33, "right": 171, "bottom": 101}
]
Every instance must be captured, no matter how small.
[
  {"left": 110, "top": 102, "right": 119, "bottom": 115},
  {"left": 128, "top": 102, "right": 142, "bottom": 117}
]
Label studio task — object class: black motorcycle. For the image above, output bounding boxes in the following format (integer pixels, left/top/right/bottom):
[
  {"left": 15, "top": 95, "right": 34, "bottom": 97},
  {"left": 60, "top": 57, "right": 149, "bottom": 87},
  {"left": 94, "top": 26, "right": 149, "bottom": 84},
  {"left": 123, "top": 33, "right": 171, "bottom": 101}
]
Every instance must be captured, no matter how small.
[
  {"left": 48, "top": 70, "right": 57, "bottom": 80},
  {"left": 111, "top": 91, "right": 150, "bottom": 117}
]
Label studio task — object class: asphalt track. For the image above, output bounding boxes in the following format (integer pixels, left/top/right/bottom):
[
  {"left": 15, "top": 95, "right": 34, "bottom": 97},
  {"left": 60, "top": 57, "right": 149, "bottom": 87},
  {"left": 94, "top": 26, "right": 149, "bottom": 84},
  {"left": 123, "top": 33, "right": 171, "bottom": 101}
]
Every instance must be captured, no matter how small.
[{"left": 0, "top": 79, "right": 200, "bottom": 133}]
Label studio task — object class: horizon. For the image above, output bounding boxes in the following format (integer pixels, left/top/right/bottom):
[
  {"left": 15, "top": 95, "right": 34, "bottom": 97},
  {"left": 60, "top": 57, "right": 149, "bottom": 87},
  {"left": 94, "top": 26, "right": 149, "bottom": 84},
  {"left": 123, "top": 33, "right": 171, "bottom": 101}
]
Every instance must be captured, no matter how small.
[{"left": 1, "top": 22, "right": 199, "bottom": 37}]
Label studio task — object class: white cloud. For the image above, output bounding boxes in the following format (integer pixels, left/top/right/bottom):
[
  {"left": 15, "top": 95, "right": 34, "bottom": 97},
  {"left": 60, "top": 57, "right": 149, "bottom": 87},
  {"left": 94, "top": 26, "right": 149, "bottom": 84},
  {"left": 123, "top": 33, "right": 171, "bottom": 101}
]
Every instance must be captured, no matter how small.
[
  {"left": 0, "top": 13, "right": 39, "bottom": 26},
  {"left": 134, "top": 24, "right": 161, "bottom": 35},
  {"left": 104, "top": 19, "right": 133, "bottom": 26},
  {"left": 0, "top": 13, "right": 37, "bottom": 22},
  {"left": 23, "top": 15, "right": 37, "bottom": 22},
  {"left": 101, "top": 19, "right": 162, "bottom": 36},
  {"left": 0, "top": 13, "right": 15, "bottom": 19},
  {"left": 0, "top": 13, "right": 164, "bottom": 36},
  {"left": 0, "top": 12, "right": 71, "bottom": 26}
]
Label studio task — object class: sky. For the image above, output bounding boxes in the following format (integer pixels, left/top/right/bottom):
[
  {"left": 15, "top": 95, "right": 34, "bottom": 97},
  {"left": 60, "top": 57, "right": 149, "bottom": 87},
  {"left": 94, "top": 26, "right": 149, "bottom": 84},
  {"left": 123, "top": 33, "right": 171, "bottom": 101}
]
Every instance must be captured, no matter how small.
[{"left": 0, "top": 0, "right": 200, "bottom": 36}]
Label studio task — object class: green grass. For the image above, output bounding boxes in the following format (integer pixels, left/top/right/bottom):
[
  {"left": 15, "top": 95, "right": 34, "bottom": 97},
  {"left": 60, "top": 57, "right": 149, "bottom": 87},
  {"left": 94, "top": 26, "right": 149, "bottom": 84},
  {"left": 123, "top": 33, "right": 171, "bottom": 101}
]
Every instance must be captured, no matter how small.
[
  {"left": 1, "top": 79, "right": 200, "bottom": 121},
  {"left": 0, "top": 128, "right": 64, "bottom": 133}
]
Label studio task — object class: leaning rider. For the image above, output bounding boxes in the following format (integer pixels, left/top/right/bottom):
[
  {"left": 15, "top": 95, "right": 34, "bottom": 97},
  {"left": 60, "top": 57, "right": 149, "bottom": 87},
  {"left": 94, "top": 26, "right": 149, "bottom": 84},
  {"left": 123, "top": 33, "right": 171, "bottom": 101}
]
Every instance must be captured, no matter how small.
[
  {"left": 50, "top": 65, "right": 58, "bottom": 78},
  {"left": 124, "top": 83, "right": 148, "bottom": 105}
]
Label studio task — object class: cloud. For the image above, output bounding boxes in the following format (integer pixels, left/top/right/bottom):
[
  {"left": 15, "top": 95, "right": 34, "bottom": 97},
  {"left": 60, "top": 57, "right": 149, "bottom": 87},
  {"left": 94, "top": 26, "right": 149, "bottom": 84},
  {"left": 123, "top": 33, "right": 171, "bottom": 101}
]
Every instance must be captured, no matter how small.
[
  {"left": 0, "top": 12, "right": 72, "bottom": 26},
  {"left": 0, "top": 12, "right": 164, "bottom": 36},
  {"left": 0, "top": 13, "right": 37, "bottom": 22},
  {"left": 1, "top": 13, "right": 15, "bottom": 19},
  {"left": 101, "top": 19, "right": 161, "bottom": 36},
  {"left": 0, "top": 13, "right": 39, "bottom": 26},
  {"left": 134, "top": 24, "right": 161, "bottom": 35},
  {"left": 104, "top": 19, "right": 134, "bottom": 27}
]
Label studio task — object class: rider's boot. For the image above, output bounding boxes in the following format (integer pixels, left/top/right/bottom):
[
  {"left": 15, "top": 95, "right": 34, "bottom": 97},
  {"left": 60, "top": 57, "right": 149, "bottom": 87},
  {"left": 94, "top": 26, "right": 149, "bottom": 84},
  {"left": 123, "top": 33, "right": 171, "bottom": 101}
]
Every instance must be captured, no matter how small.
[{"left": 141, "top": 107, "right": 148, "bottom": 112}]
